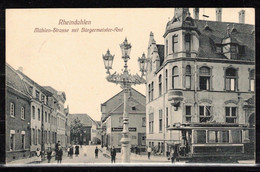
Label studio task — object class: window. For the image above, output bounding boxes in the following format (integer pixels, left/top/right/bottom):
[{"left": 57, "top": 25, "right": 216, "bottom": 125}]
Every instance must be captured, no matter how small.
[
  {"left": 48, "top": 113, "right": 50, "bottom": 123},
  {"left": 36, "top": 91, "right": 40, "bottom": 100},
  {"left": 142, "top": 117, "right": 146, "bottom": 127},
  {"left": 10, "top": 133, "right": 15, "bottom": 151},
  {"left": 185, "top": 34, "right": 191, "bottom": 52},
  {"left": 165, "top": 70, "right": 168, "bottom": 91},
  {"left": 159, "top": 75, "right": 162, "bottom": 96},
  {"left": 185, "top": 65, "right": 191, "bottom": 89},
  {"left": 221, "top": 131, "right": 229, "bottom": 143},
  {"left": 199, "top": 67, "right": 211, "bottom": 90},
  {"left": 32, "top": 106, "right": 35, "bottom": 119},
  {"left": 172, "top": 66, "right": 179, "bottom": 89},
  {"left": 132, "top": 106, "right": 136, "bottom": 111},
  {"left": 225, "top": 68, "right": 237, "bottom": 91},
  {"left": 151, "top": 82, "right": 154, "bottom": 101},
  {"left": 166, "top": 107, "right": 169, "bottom": 128},
  {"left": 38, "top": 108, "right": 41, "bottom": 121},
  {"left": 172, "top": 35, "right": 178, "bottom": 53},
  {"left": 199, "top": 106, "right": 212, "bottom": 123},
  {"left": 119, "top": 117, "right": 123, "bottom": 127},
  {"left": 149, "top": 113, "right": 154, "bottom": 133},
  {"left": 159, "top": 110, "right": 163, "bottom": 132},
  {"left": 45, "top": 112, "right": 47, "bottom": 122},
  {"left": 225, "top": 107, "right": 237, "bottom": 123},
  {"left": 148, "top": 84, "right": 151, "bottom": 101},
  {"left": 10, "top": 103, "right": 15, "bottom": 117},
  {"left": 21, "top": 133, "right": 25, "bottom": 149},
  {"left": 250, "top": 69, "right": 255, "bottom": 91},
  {"left": 185, "top": 106, "right": 191, "bottom": 123},
  {"left": 38, "top": 129, "right": 41, "bottom": 144},
  {"left": 230, "top": 130, "right": 241, "bottom": 143},
  {"left": 208, "top": 131, "right": 219, "bottom": 143},
  {"left": 41, "top": 95, "right": 45, "bottom": 103},
  {"left": 195, "top": 130, "right": 206, "bottom": 143},
  {"left": 21, "top": 107, "right": 25, "bottom": 119},
  {"left": 166, "top": 39, "right": 168, "bottom": 56}
]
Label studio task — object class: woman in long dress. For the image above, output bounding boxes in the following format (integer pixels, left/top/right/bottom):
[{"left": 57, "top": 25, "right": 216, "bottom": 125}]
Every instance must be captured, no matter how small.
[{"left": 35, "top": 148, "right": 42, "bottom": 163}]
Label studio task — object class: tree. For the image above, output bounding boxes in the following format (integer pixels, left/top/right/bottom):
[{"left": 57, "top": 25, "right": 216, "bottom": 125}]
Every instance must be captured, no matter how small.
[{"left": 70, "top": 117, "right": 84, "bottom": 144}]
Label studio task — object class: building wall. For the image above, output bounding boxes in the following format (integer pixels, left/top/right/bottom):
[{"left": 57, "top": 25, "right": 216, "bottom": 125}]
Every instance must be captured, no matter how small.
[{"left": 6, "top": 90, "right": 31, "bottom": 162}]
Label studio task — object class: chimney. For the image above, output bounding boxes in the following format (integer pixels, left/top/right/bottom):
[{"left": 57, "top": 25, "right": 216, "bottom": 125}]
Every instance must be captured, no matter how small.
[
  {"left": 239, "top": 10, "right": 245, "bottom": 24},
  {"left": 193, "top": 8, "right": 199, "bottom": 20},
  {"left": 18, "top": 66, "right": 23, "bottom": 73},
  {"left": 216, "top": 8, "right": 222, "bottom": 22}
]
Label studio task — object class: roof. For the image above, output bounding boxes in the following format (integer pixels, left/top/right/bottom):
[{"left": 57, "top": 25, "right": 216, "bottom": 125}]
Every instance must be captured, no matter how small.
[
  {"left": 6, "top": 63, "right": 30, "bottom": 99},
  {"left": 16, "top": 70, "right": 53, "bottom": 97},
  {"left": 69, "top": 113, "right": 98, "bottom": 127},
  {"left": 164, "top": 10, "right": 255, "bottom": 62}
]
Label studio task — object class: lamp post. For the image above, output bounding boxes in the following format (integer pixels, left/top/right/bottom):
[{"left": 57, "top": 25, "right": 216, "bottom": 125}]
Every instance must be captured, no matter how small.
[{"left": 102, "top": 38, "right": 147, "bottom": 163}]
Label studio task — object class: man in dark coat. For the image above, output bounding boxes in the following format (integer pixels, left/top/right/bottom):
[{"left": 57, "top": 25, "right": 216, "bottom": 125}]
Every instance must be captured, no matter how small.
[
  {"left": 55, "top": 141, "right": 60, "bottom": 160},
  {"left": 110, "top": 146, "right": 116, "bottom": 163},
  {"left": 95, "top": 147, "right": 99, "bottom": 159},
  {"left": 47, "top": 147, "right": 52, "bottom": 163},
  {"left": 75, "top": 145, "right": 80, "bottom": 157},
  {"left": 56, "top": 146, "right": 63, "bottom": 164}
]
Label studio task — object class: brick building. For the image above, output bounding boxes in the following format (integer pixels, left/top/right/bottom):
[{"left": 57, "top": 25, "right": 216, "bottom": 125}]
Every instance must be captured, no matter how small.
[
  {"left": 6, "top": 64, "right": 31, "bottom": 162},
  {"left": 145, "top": 8, "right": 255, "bottom": 159}
]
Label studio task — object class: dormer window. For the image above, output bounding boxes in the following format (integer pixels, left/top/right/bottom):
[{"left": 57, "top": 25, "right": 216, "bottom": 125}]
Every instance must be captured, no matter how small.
[
  {"left": 230, "top": 44, "right": 237, "bottom": 59},
  {"left": 216, "top": 45, "right": 222, "bottom": 53},
  {"left": 35, "top": 91, "right": 40, "bottom": 100}
]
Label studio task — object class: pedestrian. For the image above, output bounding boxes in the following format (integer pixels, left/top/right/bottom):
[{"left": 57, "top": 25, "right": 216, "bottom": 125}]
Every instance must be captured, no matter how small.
[
  {"left": 135, "top": 145, "right": 138, "bottom": 155},
  {"left": 171, "top": 145, "right": 179, "bottom": 163},
  {"left": 79, "top": 140, "right": 83, "bottom": 148},
  {"left": 47, "top": 147, "right": 52, "bottom": 163},
  {"left": 110, "top": 146, "right": 116, "bottom": 163},
  {"left": 75, "top": 144, "right": 80, "bottom": 157},
  {"left": 67, "top": 146, "right": 70, "bottom": 157},
  {"left": 147, "top": 146, "right": 152, "bottom": 159},
  {"left": 55, "top": 140, "right": 60, "bottom": 160},
  {"left": 35, "top": 148, "right": 42, "bottom": 163},
  {"left": 69, "top": 145, "right": 74, "bottom": 158},
  {"left": 95, "top": 146, "right": 99, "bottom": 159},
  {"left": 56, "top": 146, "right": 63, "bottom": 164}
]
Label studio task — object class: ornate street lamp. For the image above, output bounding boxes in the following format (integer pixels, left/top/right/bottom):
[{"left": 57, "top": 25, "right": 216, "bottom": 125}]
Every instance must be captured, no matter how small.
[{"left": 102, "top": 38, "right": 146, "bottom": 163}]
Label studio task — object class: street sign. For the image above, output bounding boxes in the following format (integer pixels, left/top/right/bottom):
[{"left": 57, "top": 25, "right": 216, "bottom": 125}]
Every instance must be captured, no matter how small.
[{"left": 112, "top": 127, "right": 136, "bottom": 132}]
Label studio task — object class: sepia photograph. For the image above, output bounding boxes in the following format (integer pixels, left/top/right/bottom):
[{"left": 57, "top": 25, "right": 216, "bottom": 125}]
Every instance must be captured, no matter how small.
[{"left": 5, "top": 8, "right": 255, "bottom": 166}]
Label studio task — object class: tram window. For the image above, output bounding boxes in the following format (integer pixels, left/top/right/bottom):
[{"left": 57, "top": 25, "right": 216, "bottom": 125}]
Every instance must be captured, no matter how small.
[
  {"left": 230, "top": 130, "right": 241, "bottom": 143},
  {"left": 221, "top": 131, "right": 229, "bottom": 143},
  {"left": 195, "top": 130, "right": 206, "bottom": 143},
  {"left": 208, "top": 131, "right": 218, "bottom": 143}
]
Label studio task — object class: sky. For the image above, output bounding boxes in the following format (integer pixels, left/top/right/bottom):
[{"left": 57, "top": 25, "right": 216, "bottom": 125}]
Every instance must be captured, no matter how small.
[{"left": 6, "top": 8, "right": 255, "bottom": 121}]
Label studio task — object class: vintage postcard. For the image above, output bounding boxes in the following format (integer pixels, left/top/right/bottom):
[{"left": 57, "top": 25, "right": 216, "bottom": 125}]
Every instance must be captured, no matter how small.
[{"left": 5, "top": 8, "right": 255, "bottom": 166}]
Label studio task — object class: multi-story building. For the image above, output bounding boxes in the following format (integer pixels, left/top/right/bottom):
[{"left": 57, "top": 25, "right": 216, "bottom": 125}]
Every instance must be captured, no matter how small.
[
  {"left": 101, "top": 88, "right": 146, "bottom": 152},
  {"left": 145, "top": 8, "right": 255, "bottom": 159},
  {"left": 17, "top": 68, "right": 54, "bottom": 153},
  {"left": 43, "top": 86, "right": 68, "bottom": 148},
  {"left": 6, "top": 64, "right": 31, "bottom": 162}
]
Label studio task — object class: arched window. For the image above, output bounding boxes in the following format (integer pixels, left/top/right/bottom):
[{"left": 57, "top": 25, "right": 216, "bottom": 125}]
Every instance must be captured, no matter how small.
[
  {"left": 185, "top": 65, "right": 191, "bottom": 89},
  {"left": 225, "top": 68, "right": 237, "bottom": 91},
  {"left": 32, "top": 106, "right": 35, "bottom": 119},
  {"left": 165, "top": 70, "right": 168, "bottom": 91},
  {"left": 159, "top": 75, "right": 162, "bottom": 96},
  {"left": 250, "top": 69, "right": 255, "bottom": 91},
  {"left": 172, "top": 66, "right": 179, "bottom": 89},
  {"left": 199, "top": 67, "right": 211, "bottom": 90},
  {"left": 38, "top": 108, "right": 41, "bottom": 121},
  {"left": 172, "top": 35, "right": 178, "bottom": 53}
]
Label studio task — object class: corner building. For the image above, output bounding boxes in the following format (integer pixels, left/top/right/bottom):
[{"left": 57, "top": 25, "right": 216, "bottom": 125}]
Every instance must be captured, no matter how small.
[{"left": 145, "top": 8, "right": 255, "bottom": 159}]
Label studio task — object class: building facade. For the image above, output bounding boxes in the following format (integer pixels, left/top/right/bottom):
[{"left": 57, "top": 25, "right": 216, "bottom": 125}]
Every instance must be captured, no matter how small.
[
  {"left": 6, "top": 64, "right": 31, "bottom": 162},
  {"left": 101, "top": 88, "right": 146, "bottom": 152},
  {"left": 145, "top": 8, "right": 255, "bottom": 159}
]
